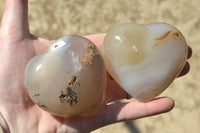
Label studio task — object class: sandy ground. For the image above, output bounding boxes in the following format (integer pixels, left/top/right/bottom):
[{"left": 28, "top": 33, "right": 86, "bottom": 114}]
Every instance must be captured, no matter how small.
[{"left": 0, "top": 0, "right": 200, "bottom": 133}]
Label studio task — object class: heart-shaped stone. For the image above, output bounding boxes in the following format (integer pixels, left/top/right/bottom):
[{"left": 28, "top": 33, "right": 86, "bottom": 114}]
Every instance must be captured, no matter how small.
[
  {"left": 102, "top": 23, "right": 188, "bottom": 102},
  {"left": 24, "top": 35, "right": 106, "bottom": 118}
]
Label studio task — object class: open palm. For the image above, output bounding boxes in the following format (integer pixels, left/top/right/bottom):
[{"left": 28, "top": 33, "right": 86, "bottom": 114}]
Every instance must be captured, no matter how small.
[{"left": 0, "top": 0, "right": 191, "bottom": 133}]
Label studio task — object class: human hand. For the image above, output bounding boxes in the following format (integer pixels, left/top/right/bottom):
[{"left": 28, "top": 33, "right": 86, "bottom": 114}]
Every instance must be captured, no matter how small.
[{"left": 0, "top": 0, "right": 191, "bottom": 133}]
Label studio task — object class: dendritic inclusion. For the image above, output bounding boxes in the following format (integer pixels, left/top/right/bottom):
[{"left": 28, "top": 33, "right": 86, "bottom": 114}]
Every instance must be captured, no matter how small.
[
  {"left": 81, "top": 42, "right": 99, "bottom": 68},
  {"left": 59, "top": 76, "right": 79, "bottom": 105}
]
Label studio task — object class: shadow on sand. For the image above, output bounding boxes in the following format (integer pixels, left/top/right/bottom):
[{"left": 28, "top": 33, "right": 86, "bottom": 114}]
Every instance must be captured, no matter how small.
[{"left": 124, "top": 121, "right": 140, "bottom": 133}]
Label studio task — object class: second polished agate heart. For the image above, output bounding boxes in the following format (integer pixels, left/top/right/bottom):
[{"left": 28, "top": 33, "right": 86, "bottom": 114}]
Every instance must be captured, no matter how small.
[{"left": 102, "top": 22, "right": 188, "bottom": 102}]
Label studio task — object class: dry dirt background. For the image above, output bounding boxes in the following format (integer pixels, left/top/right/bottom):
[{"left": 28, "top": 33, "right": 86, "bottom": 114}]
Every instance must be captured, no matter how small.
[{"left": 0, "top": 0, "right": 200, "bottom": 133}]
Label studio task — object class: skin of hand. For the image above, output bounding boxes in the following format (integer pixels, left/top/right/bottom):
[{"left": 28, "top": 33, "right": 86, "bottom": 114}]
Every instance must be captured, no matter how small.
[{"left": 0, "top": 0, "right": 191, "bottom": 133}]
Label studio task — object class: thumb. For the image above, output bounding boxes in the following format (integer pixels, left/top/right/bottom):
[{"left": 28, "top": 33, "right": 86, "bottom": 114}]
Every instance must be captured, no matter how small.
[{"left": 0, "top": 0, "right": 29, "bottom": 41}]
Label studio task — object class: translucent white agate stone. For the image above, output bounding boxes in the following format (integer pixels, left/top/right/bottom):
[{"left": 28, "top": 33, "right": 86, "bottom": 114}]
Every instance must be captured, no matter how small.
[
  {"left": 103, "top": 23, "right": 188, "bottom": 102},
  {"left": 24, "top": 35, "right": 107, "bottom": 118}
]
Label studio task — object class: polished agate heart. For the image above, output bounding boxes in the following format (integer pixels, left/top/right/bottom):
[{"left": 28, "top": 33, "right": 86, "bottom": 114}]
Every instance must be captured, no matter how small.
[
  {"left": 24, "top": 35, "right": 106, "bottom": 118},
  {"left": 102, "top": 23, "right": 188, "bottom": 102}
]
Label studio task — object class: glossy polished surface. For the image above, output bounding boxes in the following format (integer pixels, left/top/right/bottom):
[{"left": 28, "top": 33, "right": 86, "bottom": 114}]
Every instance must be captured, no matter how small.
[
  {"left": 103, "top": 23, "right": 188, "bottom": 102},
  {"left": 24, "top": 35, "right": 107, "bottom": 118}
]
